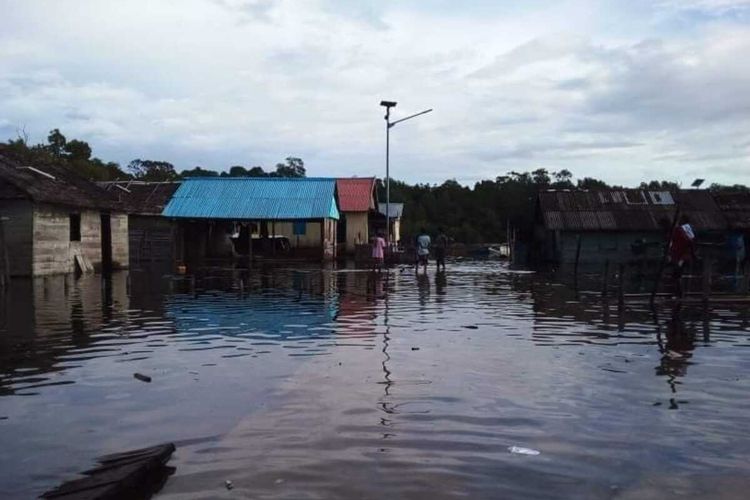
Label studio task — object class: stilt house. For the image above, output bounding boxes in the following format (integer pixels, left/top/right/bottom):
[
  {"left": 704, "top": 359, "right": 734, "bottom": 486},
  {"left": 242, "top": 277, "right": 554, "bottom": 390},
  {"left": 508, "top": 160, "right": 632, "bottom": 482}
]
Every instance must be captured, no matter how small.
[{"left": 0, "top": 155, "right": 129, "bottom": 276}]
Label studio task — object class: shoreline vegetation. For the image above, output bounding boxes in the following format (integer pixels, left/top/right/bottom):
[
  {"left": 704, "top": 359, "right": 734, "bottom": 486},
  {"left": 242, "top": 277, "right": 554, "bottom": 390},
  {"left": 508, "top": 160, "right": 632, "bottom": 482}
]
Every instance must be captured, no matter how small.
[{"left": 2, "top": 128, "right": 747, "bottom": 244}]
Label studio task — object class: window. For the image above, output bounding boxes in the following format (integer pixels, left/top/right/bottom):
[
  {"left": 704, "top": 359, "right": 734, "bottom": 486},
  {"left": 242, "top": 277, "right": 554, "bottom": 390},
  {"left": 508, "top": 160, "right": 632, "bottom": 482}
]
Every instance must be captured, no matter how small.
[
  {"left": 69, "top": 214, "right": 81, "bottom": 241},
  {"left": 624, "top": 190, "right": 647, "bottom": 205},
  {"left": 649, "top": 191, "right": 674, "bottom": 205},
  {"left": 293, "top": 221, "right": 307, "bottom": 236}
]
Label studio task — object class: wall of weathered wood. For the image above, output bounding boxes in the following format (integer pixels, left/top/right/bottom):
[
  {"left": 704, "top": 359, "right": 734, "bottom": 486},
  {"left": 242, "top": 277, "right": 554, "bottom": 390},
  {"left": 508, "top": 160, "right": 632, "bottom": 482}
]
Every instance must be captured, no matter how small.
[
  {"left": 342, "top": 211, "right": 369, "bottom": 253},
  {"left": 0, "top": 200, "right": 34, "bottom": 276},
  {"left": 31, "top": 204, "right": 129, "bottom": 276},
  {"left": 110, "top": 213, "right": 129, "bottom": 269},
  {"left": 555, "top": 231, "right": 665, "bottom": 267},
  {"left": 128, "top": 215, "right": 174, "bottom": 265}
]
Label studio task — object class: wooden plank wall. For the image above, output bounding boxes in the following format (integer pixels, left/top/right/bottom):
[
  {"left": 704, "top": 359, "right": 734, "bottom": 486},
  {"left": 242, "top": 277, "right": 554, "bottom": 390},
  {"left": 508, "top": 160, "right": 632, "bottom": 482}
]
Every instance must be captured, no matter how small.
[
  {"left": 33, "top": 205, "right": 100, "bottom": 275},
  {"left": 111, "top": 212, "right": 129, "bottom": 269},
  {"left": 0, "top": 200, "right": 33, "bottom": 276},
  {"left": 557, "top": 231, "right": 664, "bottom": 266},
  {"left": 343, "top": 211, "right": 369, "bottom": 253},
  {"left": 129, "top": 215, "right": 173, "bottom": 264}
]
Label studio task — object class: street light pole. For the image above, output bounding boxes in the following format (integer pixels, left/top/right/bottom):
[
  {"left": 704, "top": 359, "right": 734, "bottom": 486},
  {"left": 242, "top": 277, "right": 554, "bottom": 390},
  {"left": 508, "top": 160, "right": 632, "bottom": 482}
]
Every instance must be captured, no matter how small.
[{"left": 379, "top": 100, "right": 432, "bottom": 246}]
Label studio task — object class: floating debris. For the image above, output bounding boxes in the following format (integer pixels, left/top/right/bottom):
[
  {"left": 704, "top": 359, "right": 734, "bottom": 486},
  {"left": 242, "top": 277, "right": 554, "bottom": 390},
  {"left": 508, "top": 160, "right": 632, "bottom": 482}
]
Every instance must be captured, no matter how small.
[
  {"left": 463, "top": 325, "right": 479, "bottom": 329},
  {"left": 411, "top": 347, "right": 420, "bottom": 351},
  {"left": 133, "top": 373, "right": 152, "bottom": 383},
  {"left": 225, "top": 480, "right": 234, "bottom": 490},
  {"left": 508, "top": 446, "right": 540, "bottom": 456}
]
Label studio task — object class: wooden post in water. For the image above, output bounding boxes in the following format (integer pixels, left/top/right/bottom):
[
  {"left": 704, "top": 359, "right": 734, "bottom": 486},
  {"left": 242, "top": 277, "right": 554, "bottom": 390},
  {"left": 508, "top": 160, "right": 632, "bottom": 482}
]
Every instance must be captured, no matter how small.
[
  {"left": 702, "top": 255, "right": 712, "bottom": 307},
  {"left": 0, "top": 216, "right": 9, "bottom": 291},
  {"left": 602, "top": 259, "right": 610, "bottom": 298},
  {"left": 618, "top": 263, "right": 625, "bottom": 310},
  {"left": 574, "top": 234, "right": 582, "bottom": 291}
]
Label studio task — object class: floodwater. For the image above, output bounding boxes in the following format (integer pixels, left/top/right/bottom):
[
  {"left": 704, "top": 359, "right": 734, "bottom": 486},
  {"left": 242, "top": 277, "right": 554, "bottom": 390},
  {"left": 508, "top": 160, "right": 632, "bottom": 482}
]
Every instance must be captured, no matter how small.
[{"left": 1, "top": 260, "right": 750, "bottom": 499}]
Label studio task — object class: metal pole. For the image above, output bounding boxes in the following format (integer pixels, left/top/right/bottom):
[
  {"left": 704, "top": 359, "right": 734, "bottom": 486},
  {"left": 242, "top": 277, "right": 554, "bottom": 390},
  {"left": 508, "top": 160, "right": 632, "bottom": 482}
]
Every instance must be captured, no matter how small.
[{"left": 385, "top": 108, "right": 391, "bottom": 244}]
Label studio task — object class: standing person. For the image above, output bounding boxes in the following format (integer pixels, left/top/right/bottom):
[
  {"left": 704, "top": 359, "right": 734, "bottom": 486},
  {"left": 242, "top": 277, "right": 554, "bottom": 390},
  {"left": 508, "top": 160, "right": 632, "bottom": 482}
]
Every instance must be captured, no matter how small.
[
  {"left": 669, "top": 215, "right": 697, "bottom": 297},
  {"left": 434, "top": 227, "right": 449, "bottom": 272},
  {"left": 371, "top": 230, "right": 386, "bottom": 273},
  {"left": 415, "top": 227, "right": 431, "bottom": 274}
]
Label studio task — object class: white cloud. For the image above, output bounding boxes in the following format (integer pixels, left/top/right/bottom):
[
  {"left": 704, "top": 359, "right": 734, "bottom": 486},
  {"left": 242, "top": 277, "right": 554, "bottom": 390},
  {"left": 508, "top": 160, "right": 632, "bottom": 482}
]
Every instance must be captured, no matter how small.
[{"left": 0, "top": 0, "right": 748, "bottom": 186}]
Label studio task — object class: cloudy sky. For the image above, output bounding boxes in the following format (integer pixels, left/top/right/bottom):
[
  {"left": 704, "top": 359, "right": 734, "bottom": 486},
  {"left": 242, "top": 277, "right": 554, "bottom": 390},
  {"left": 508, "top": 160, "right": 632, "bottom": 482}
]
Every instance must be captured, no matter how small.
[{"left": 1, "top": 0, "right": 749, "bottom": 186}]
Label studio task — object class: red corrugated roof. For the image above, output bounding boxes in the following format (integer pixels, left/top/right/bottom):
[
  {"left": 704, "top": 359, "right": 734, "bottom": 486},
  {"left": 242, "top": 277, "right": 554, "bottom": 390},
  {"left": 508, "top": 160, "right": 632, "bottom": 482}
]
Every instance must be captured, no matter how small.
[{"left": 336, "top": 178, "right": 376, "bottom": 212}]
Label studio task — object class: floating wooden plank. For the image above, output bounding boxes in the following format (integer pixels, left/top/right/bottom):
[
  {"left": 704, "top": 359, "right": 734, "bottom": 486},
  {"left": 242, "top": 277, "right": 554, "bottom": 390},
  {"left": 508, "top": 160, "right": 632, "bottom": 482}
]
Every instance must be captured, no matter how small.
[
  {"left": 74, "top": 254, "right": 94, "bottom": 273},
  {"left": 41, "top": 443, "right": 175, "bottom": 500}
]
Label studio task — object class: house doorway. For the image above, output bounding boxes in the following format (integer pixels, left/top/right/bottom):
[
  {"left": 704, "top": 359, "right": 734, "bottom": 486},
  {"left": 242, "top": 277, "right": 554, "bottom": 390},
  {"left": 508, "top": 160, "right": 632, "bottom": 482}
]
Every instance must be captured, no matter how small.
[
  {"left": 100, "top": 213, "right": 112, "bottom": 274},
  {"left": 337, "top": 216, "right": 347, "bottom": 246}
]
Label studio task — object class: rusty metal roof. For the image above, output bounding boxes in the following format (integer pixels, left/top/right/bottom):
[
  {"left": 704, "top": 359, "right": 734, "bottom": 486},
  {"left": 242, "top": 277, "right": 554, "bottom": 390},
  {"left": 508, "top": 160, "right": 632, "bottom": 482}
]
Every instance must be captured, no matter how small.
[
  {"left": 712, "top": 191, "right": 750, "bottom": 229},
  {"left": 538, "top": 189, "right": 726, "bottom": 231},
  {"left": 0, "top": 154, "right": 124, "bottom": 211},
  {"left": 99, "top": 181, "right": 181, "bottom": 215}
]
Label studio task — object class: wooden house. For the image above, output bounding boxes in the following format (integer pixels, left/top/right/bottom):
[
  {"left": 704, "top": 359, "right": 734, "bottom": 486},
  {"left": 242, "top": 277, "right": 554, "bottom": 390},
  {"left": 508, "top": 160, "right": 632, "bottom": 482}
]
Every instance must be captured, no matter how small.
[
  {"left": 374, "top": 202, "right": 404, "bottom": 243},
  {"left": 162, "top": 177, "right": 340, "bottom": 264},
  {"left": 533, "top": 189, "right": 727, "bottom": 267},
  {"left": 335, "top": 178, "right": 378, "bottom": 254},
  {"left": 99, "top": 181, "right": 181, "bottom": 267},
  {"left": 0, "top": 155, "right": 128, "bottom": 276}
]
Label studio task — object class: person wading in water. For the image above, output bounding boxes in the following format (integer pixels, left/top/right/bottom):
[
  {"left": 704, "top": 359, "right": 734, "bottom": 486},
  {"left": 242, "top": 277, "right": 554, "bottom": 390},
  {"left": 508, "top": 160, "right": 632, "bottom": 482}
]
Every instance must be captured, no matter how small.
[
  {"left": 434, "top": 227, "right": 449, "bottom": 272},
  {"left": 371, "top": 230, "right": 386, "bottom": 273},
  {"left": 415, "top": 228, "right": 431, "bottom": 274}
]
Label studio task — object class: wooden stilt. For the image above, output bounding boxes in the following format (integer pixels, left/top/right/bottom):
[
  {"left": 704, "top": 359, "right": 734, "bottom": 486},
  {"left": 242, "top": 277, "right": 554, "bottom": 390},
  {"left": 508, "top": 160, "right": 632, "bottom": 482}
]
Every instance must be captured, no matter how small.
[
  {"left": 702, "top": 255, "right": 712, "bottom": 307},
  {"left": 602, "top": 259, "right": 609, "bottom": 298},
  {"left": 0, "top": 216, "right": 9, "bottom": 291},
  {"left": 574, "top": 234, "right": 582, "bottom": 291}
]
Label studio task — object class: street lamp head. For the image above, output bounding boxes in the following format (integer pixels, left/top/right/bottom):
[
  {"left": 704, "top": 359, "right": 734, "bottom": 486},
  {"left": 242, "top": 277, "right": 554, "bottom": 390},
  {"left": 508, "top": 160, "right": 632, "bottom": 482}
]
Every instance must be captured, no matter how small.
[{"left": 380, "top": 100, "right": 397, "bottom": 108}]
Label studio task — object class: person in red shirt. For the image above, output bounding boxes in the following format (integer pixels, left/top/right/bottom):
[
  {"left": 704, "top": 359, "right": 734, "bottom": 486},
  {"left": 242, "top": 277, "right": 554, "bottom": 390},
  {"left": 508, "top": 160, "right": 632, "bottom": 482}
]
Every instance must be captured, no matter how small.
[{"left": 668, "top": 215, "right": 696, "bottom": 296}]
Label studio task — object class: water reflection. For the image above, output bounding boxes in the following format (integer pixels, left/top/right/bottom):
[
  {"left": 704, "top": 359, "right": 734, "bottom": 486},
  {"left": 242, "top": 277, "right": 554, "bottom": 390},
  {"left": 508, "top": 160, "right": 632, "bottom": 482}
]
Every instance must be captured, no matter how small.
[{"left": 0, "top": 261, "right": 749, "bottom": 499}]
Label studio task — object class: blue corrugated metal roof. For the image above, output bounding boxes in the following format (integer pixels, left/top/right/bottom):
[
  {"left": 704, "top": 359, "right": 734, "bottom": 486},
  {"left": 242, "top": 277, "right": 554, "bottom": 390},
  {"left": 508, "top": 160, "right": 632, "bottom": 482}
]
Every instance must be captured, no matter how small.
[{"left": 162, "top": 177, "right": 339, "bottom": 220}]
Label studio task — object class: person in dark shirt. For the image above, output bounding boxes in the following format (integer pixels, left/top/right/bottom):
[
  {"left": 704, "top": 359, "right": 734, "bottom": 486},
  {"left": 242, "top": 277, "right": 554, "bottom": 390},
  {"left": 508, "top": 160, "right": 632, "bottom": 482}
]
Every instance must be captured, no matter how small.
[{"left": 434, "top": 227, "right": 449, "bottom": 271}]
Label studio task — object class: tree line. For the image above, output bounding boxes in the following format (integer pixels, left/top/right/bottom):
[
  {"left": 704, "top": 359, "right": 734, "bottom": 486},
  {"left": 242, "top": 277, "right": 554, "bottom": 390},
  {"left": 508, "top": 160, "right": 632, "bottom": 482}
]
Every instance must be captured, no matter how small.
[
  {"left": 1, "top": 129, "right": 747, "bottom": 244},
  {"left": 0, "top": 129, "right": 306, "bottom": 181}
]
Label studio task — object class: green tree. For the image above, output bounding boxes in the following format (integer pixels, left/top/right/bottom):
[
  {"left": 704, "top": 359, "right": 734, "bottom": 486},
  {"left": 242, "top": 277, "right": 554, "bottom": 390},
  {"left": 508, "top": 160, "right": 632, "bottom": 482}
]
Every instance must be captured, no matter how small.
[
  {"left": 128, "top": 159, "right": 178, "bottom": 181},
  {"left": 64, "top": 139, "right": 92, "bottom": 162},
  {"left": 248, "top": 166, "right": 268, "bottom": 177},
  {"left": 182, "top": 166, "right": 219, "bottom": 177},
  {"left": 577, "top": 177, "right": 610, "bottom": 190},
  {"left": 46, "top": 128, "right": 67, "bottom": 157},
  {"left": 274, "top": 157, "right": 305, "bottom": 177}
]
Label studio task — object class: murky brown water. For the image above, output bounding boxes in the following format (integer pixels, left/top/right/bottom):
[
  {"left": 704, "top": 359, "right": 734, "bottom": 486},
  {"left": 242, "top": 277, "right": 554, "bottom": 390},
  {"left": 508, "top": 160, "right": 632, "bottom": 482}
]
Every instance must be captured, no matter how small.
[{"left": 1, "top": 260, "right": 750, "bottom": 499}]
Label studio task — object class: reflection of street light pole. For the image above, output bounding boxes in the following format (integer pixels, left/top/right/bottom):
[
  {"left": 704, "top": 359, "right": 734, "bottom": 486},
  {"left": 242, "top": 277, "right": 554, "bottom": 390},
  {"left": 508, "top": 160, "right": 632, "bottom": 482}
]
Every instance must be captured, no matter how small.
[{"left": 380, "top": 100, "right": 432, "bottom": 244}]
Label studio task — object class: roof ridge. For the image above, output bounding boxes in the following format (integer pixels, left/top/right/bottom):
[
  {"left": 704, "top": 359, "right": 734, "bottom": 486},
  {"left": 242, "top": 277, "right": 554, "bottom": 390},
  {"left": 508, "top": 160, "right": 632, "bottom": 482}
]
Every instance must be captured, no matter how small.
[{"left": 182, "top": 176, "right": 336, "bottom": 181}]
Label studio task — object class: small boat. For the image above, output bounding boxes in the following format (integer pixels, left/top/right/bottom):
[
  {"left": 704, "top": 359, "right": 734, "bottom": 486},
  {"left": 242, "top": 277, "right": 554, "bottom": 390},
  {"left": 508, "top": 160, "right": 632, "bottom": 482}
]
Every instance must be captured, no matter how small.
[{"left": 41, "top": 443, "right": 176, "bottom": 500}]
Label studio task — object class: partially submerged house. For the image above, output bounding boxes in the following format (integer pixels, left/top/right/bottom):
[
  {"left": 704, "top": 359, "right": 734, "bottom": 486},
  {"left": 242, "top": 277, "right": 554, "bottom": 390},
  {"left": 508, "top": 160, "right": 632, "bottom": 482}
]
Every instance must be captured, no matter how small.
[
  {"left": 162, "top": 177, "right": 340, "bottom": 263},
  {"left": 335, "top": 177, "right": 378, "bottom": 254},
  {"left": 712, "top": 191, "right": 750, "bottom": 235},
  {"left": 375, "top": 202, "right": 404, "bottom": 243},
  {"left": 100, "top": 181, "right": 181, "bottom": 266},
  {"left": 534, "top": 189, "right": 728, "bottom": 266},
  {"left": 0, "top": 155, "right": 129, "bottom": 276}
]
